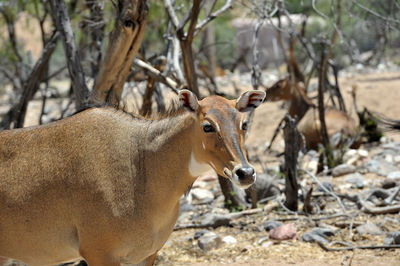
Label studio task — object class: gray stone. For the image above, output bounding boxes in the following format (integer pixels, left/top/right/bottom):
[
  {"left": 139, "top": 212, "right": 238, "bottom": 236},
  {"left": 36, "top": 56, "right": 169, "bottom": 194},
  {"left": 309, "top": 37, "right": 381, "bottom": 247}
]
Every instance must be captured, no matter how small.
[
  {"left": 201, "top": 213, "right": 231, "bottom": 228},
  {"left": 198, "top": 232, "right": 222, "bottom": 251},
  {"left": 364, "top": 159, "right": 398, "bottom": 176},
  {"left": 245, "top": 173, "right": 279, "bottom": 207},
  {"left": 310, "top": 227, "right": 336, "bottom": 237},
  {"left": 387, "top": 171, "right": 400, "bottom": 180},
  {"left": 301, "top": 227, "right": 336, "bottom": 244},
  {"left": 345, "top": 173, "right": 365, "bottom": 189},
  {"left": 194, "top": 229, "right": 211, "bottom": 240},
  {"left": 263, "top": 220, "right": 283, "bottom": 231},
  {"left": 356, "top": 222, "right": 383, "bottom": 235},
  {"left": 190, "top": 188, "right": 214, "bottom": 204},
  {"left": 302, "top": 232, "right": 329, "bottom": 244},
  {"left": 316, "top": 181, "right": 334, "bottom": 192},
  {"left": 332, "top": 164, "right": 356, "bottom": 177},
  {"left": 383, "top": 231, "right": 400, "bottom": 245}
]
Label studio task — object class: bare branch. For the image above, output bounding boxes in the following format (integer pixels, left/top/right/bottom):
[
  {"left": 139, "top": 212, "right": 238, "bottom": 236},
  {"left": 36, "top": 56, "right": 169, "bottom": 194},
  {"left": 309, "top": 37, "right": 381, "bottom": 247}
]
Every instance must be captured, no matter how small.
[
  {"left": 351, "top": 0, "right": 400, "bottom": 26},
  {"left": 133, "top": 58, "right": 179, "bottom": 93},
  {"left": 164, "top": 0, "right": 180, "bottom": 29},
  {"left": 300, "top": 168, "right": 347, "bottom": 213},
  {"left": 194, "top": 0, "right": 232, "bottom": 37},
  {"left": 50, "top": 0, "right": 90, "bottom": 109}
]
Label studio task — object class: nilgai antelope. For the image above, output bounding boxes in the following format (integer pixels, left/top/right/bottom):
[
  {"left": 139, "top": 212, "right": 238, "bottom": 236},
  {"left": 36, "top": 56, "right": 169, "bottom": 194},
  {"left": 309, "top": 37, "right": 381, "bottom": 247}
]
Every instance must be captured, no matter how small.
[
  {"left": 265, "top": 78, "right": 359, "bottom": 149},
  {"left": 0, "top": 90, "right": 265, "bottom": 266}
]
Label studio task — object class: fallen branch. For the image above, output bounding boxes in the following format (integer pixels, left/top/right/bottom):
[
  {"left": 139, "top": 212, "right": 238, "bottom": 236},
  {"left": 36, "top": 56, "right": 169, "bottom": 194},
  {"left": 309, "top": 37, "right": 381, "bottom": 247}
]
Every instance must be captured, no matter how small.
[
  {"left": 358, "top": 197, "right": 400, "bottom": 214},
  {"left": 385, "top": 185, "right": 400, "bottom": 205},
  {"left": 174, "top": 208, "right": 262, "bottom": 230},
  {"left": 300, "top": 168, "right": 347, "bottom": 213},
  {"left": 318, "top": 242, "right": 400, "bottom": 251},
  {"left": 275, "top": 212, "right": 353, "bottom": 222}
]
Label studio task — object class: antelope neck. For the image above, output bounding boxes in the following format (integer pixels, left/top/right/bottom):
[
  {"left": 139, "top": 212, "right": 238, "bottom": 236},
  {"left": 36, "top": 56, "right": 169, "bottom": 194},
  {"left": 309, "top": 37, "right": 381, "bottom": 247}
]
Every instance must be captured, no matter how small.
[{"left": 138, "top": 112, "right": 209, "bottom": 200}]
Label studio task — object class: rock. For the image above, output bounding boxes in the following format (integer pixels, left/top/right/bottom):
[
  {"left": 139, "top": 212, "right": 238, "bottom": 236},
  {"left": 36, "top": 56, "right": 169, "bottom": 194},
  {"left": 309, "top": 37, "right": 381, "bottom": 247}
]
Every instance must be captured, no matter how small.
[
  {"left": 190, "top": 188, "right": 214, "bottom": 204},
  {"left": 194, "top": 229, "right": 211, "bottom": 240},
  {"left": 345, "top": 173, "right": 365, "bottom": 189},
  {"left": 179, "top": 202, "right": 196, "bottom": 214},
  {"left": 302, "top": 232, "right": 329, "bottom": 244},
  {"left": 356, "top": 222, "right": 383, "bottom": 235},
  {"left": 343, "top": 149, "right": 368, "bottom": 165},
  {"left": 316, "top": 181, "right": 334, "bottom": 192},
  {"left": 387, "top": 171, "right": 400, "bottom": 180},
  {"left": 222, "top": 235, "right": 237, "bottom": 245},
  {"left": 263, "top": 220, "right": 283, "bottom": 231},
  {"left": 364, "top": 159, "right": 398, "bottom": 176},
  {"left": 257, "top": 236, "right": 269, "bottom": 245},
  {"left": 198, "top": 232, "right": 222, "bottom": 251},
  {"left": 332, "top": 164, "right": 356, "bottom": 177},
  {"left": 269, "top": 223, "right": 297, "bottom": 240},
  {"left": 381, "top": 180, "right": 397, "bottom": 189},
  {"left": 245, "top": 173, "right": 279, "bottom": 208},
  {"left": 201, "top": 213, "right": 231, "bottom": 228},
  {"left": 383, "top": 231, "right": 400, "bottom": 245},
  {"left": 261, "top": 241, "right": 274, "bottom": 248},
  {"left": 302, "top": 227, "right": 336, "bottom": 244}
]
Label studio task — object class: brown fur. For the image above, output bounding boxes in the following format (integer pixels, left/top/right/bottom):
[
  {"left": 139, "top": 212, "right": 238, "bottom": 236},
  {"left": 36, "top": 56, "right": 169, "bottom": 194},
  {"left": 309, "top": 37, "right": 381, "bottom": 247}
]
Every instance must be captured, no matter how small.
[
  {"left": 0, "top": 91, "right": 264, "bottom": 266},
  {"left": 265, "top": 78, "right": 358, "bottom": 149}
]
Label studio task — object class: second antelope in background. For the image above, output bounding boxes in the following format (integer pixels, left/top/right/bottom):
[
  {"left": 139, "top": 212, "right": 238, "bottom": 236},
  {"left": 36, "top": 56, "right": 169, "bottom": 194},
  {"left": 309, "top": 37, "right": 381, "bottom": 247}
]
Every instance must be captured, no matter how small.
[{"left": 265, "top": 78, "right": 359, "bottom": 149}]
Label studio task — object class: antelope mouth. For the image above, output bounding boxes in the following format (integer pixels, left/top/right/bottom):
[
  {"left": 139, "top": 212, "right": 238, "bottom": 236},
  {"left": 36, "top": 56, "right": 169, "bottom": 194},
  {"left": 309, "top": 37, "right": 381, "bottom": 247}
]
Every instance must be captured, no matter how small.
[{"left": 223, "top": 167, "right": 256, "bottom": 189}]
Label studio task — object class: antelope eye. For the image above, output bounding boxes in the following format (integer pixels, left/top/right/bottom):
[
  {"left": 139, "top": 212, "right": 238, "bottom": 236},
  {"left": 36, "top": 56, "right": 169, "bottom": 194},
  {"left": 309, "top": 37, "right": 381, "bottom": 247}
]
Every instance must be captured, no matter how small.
[
  {"left": 241, "top": 121, "right": 248, "bottom": 130},
  {"left": 202, "top": 123, "right": 215, "bottom": 133}
]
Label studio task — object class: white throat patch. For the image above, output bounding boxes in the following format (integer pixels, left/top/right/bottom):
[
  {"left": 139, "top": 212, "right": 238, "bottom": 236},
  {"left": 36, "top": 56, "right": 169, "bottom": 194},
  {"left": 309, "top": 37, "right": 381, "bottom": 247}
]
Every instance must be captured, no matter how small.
[{"left": 189, "top": 152, "right": 212, "bottom": 177}]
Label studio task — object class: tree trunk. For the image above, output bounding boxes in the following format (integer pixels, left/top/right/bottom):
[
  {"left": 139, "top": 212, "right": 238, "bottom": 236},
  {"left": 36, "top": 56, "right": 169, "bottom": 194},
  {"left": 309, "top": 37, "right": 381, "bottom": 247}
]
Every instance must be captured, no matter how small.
[
  {"left": 283, "top": 115, "right": 301, "bottom": 211},
  {"left": 50, "top": 0, "right": 90, "bottom": 110},
  {"left": 93, "top": 0, "right": 148, "bottom": 106}
]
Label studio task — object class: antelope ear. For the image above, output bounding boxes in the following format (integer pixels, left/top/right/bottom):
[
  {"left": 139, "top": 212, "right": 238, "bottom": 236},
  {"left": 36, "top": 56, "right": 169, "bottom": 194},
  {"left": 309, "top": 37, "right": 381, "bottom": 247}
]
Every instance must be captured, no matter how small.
[
  {"left": 179, "top": 89, "right": 199, "bottom": 112},
  {"left": 236, "top": 90, "right": 266, "bottom": 112}
]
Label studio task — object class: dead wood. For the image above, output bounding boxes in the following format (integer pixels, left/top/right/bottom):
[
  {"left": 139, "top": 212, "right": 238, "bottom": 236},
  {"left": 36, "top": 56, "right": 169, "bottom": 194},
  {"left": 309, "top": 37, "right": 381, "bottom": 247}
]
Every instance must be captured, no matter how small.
[
  {"left": 283, "top": 115, "right": 301, "bottom": 211},
  {"left": 174, "top": 208, "right": 262, "bottom": 230},
  {"left": 93, "top": 0, "right": 148, "bottom": 106},
  {"left": 303, "top": 187, "right": 314, "bottom": 214},
  {"left": 139, "top": 56, "right": 167, "bottom": 116},
  {"left": 317, "top": 242, "right": 400, "bottom": 252}
]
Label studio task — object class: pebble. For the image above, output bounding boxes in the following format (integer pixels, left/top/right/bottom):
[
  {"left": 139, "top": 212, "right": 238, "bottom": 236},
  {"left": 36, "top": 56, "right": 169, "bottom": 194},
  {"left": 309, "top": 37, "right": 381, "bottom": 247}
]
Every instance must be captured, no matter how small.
[
  {"left": 263, "top": 220, "right": 283, "bottom": 232},
  {"left": 356, "top": 222, "right": 383, "bottom": 235},
  {"left": 383, "top": 231, "right": 400, "bottom": 245},
  {"left": 269, "top": 223, "right": 297, "bottom": 240},
  {"left": 198, "top": 232, "right": 222, "bottom": 251},
  {"left": 261, "top": 241, "right": 274, "bottom": 248},
  {"left": 194, "top": 230, "right": 210, "bottom": 240},
  {"left": 201, "top": 213, "right": 231, "bottom": 228},
  {"left": 316, "top": 181, "right": 334, "bottom": 192},
  {"left": 222, "top": 235, "right": 237, "bottom": 245},
  {"left": 365, "top": 159, "right": 398, "bottom": 176},
  {"left": 387, "top": 171, "right": 400, "bottom": 180},
  {"left": 332, "top": 164, "right": 356, "bottom": 177},
  {"left": 190, "top": 188, "right": 214, "bottom": 204},
  {"left": 345, "top": 173, "right": 365, "bottom": 189},
  {"left": 302, "top": 227, "right": 336, "bottom": 244}
]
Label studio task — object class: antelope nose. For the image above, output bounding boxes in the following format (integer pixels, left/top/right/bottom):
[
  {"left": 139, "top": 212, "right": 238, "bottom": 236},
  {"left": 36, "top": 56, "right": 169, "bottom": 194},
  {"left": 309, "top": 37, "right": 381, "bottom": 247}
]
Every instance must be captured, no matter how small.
[{"left": 235, "top": 167, "right": 255, "bottom": 181}]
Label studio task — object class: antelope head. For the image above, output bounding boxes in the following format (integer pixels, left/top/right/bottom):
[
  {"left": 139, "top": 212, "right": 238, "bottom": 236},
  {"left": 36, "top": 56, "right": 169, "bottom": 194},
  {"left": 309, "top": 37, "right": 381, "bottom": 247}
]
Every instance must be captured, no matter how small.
[{"left": 179, "top": 90, "right": 266, "bottom": 189}]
